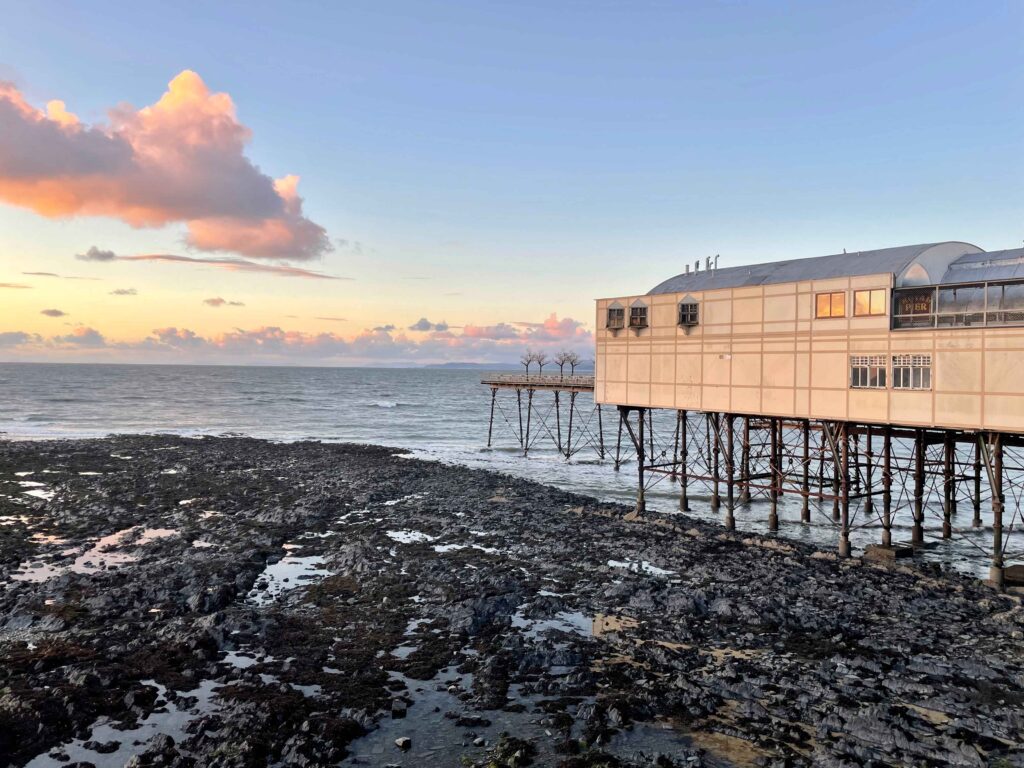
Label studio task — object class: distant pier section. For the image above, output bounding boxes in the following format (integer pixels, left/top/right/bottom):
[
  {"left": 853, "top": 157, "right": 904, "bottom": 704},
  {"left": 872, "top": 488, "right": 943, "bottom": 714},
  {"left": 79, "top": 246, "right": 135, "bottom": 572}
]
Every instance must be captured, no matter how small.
[{"left": 481, "top": 373, "right": 604, "bottom": 459}]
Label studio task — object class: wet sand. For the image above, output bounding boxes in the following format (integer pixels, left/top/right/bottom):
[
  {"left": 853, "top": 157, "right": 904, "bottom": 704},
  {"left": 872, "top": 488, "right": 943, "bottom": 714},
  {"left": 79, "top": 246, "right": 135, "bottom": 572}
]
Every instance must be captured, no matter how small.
[{"left": 1, "top": 436, "right": 1022, "bottom": 767}]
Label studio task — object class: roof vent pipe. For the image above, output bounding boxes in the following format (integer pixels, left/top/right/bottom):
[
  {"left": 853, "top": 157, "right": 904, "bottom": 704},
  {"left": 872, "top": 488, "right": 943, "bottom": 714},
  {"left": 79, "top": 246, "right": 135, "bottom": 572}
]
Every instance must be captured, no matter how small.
[
  {"left": 694, "top": 260, "right": 700, "bottom": 273},
  {"left": 685, "top": 264, "right": 691, "bottom": 274},
  {"left": 714, "top": 254, "right": 719, "bottom": 272},
  {"left": 705, "top": 256, "right": 712, "bottom": 271}
]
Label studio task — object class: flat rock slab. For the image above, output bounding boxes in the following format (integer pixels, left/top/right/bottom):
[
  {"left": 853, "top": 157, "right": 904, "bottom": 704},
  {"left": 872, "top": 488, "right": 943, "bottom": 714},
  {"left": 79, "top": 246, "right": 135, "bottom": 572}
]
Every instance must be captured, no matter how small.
[{"left": 864, "top": 544, "right": 916, "bottom": 561}]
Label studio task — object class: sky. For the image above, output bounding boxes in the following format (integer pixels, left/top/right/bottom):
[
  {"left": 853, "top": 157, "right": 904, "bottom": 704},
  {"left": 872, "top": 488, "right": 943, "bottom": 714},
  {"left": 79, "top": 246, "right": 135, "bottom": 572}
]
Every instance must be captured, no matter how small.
[{"left": 0, "top": 0, "right": 1021, "bottom": 366}]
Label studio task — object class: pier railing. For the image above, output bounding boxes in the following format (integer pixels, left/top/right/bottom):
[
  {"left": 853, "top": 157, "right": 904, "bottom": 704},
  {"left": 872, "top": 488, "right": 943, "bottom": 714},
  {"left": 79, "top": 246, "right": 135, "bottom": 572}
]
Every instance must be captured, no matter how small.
[{"left": 480, "top": 373, "right": 594, "bottom": 389}]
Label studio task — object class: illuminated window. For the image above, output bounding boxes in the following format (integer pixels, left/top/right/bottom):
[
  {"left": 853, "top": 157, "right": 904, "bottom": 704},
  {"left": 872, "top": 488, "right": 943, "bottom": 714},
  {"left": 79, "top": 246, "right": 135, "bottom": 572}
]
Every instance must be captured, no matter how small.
[
  {"left": 850, "top": 355, "right": 887, "bottom": 389},
  {"left": 678, "top": 302, "right": 699, "bottom": 326},
  {"left": 853, "top": 289, "right": 886, "bottom": 316},
  {"left": 892, "top": 354, "right": 931, "bottom": 390},
  {"left": 606, "top": 306, "right": 624, "bottom": 329},
  {"left": 629, "top": 303, "right": 648, "bottom": 329},
  {"left": 815, "top": 291, "right": 846, "bottom": 318}
]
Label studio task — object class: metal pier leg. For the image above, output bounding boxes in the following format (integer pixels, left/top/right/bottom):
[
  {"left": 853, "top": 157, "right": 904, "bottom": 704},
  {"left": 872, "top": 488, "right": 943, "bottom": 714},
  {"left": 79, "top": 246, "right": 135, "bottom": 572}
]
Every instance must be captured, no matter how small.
[
  {"left": 523, "top": 389, "right": 534, "bottom": 457},
  {"left": 711, "top": 413, "right": 721, "bottom": 512},
  {"left": 882, "top": 425, "right": 893, "bottom": 547},
  {"left": 671, "top": 410, "right": 681, "bottom": 483},
  {"left": 864, "top": 425, "right": 874, "bottom": 516},
  {"left": 614, "top": 412, "right": 623, "bottom": 471},
  {"left": 801, "top": 419, "right": 810, "bottom": 523},
  {"left": 680, "top": 410, "right": 690, "bottom": 512},
  {"left": 973, "top": 437, "right": 982, "bottom": 528},
  {"left": 566, "top": 391, "right": 576, "bottom": 459},
  {"left": 768, "top": 418, "right": 779, "bottom": 531},
  {"left": 990, "top": 433, "right": 1004, "bottom": 590},
  {"left": 647, "top": 409, "right": 655, "bottom": 460},
  {"left": 555, "top": 391, "right": 562, "bottom": 455},
  {"left": 739, "top": 417, "right": 751, "bottom": 504},
  {"left": 912, "top": 429, "right": 925, "bottom": 546},
  {"left": 597, "top": 404, "right": 605, "bottom": 460},
  {"left": 832, "top": 428, "right": 841, "bottom": 522},
  {"left": 487, "top": 388, "right": 497, "bottom": 448},
  {"left": 943, "top": 431, "right": 954, "bottom": 539},
  {"left": 839, "top": 422, "right": 851, "bottom": 557},
  {"left": 852, "top": 432, "right": 861, "bottom": 495},
  {"left": 636, "top": 408, "right": 647, "bottom": 514},
  {"left": 516, "top": 389, "right": 524, "bottom": 448},
  {"left": 725, "top": 415, "right": 736, "bottom": 530}
]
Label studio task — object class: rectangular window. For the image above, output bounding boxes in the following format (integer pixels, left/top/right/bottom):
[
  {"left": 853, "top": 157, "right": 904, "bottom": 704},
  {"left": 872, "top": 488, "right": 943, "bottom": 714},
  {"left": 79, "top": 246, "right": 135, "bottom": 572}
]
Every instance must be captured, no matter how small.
[
  {"left": 815, "top": 291, "right": 845, "bottom": 318},
  {"left": 986, "top": 282, "right": 1024, "bottom": 325},
  {"left": 853, "top": 289, "right": 886, "bottom": 317},
  {"left": 629, "top": 305, "right": 648, "bottom": 328},
  {"left": 606, "top": 307, "right": 624, "bottom": 329},
  {"left": 850, "top": 355, "right": 887, "bottom": 389},
  {"left": 678, "top": 302, "right": 699, "bottom": 326},
  {"left": 892, "top": 354, "right": 932, "bottom": 390}
]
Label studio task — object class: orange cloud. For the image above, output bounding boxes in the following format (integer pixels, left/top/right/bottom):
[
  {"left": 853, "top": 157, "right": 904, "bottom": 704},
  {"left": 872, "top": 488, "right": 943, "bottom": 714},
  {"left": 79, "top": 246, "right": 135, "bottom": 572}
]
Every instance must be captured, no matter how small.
[{"left": 0, "top": 71, "right": 330, "bottom": 261}]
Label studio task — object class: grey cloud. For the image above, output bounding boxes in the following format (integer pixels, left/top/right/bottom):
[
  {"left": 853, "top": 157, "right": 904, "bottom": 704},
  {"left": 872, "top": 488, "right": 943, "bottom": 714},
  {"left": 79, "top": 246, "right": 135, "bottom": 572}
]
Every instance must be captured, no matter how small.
[
  {"left": 40, "top": 308, "right": 67, "bottom": 317},
  {"left": 76, "top": 246, "right": 118, "bottom": 262}
]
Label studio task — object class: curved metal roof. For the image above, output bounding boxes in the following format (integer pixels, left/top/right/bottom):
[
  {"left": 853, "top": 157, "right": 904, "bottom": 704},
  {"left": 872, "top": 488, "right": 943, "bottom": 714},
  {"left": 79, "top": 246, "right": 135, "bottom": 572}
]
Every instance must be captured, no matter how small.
[
  {"left": 941, "top": 248, "right": 1024, "bottom": 285},
  {"left": 648, "top": 241, "right": 983, "bottom": 295}
]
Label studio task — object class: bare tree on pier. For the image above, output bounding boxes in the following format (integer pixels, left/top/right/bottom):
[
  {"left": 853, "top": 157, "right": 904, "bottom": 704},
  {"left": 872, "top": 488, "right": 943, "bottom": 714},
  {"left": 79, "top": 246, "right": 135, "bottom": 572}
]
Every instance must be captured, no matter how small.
[
  {"left": 535, "top": 351, "right": 549, "bottom": 375},
  {"left": 565, "top": 351, "right": 582, "bottom": 375},
  {"left": 520, "top": 350, "right": 535, "bottom": 375},
  {"left": 554, "top": 351, "right": 570, "bottom": 378}
]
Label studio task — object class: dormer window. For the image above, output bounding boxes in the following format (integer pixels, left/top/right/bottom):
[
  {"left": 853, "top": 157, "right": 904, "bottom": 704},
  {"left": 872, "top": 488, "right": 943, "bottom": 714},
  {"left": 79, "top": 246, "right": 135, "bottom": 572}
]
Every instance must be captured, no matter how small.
[
  {"left": 629, "top": 302, "right": 648, "bottom": 329},
  {"left": 678, "top": 301, "right": 699, "bottom": 326},
  {"left": 606, "top": 304, "right": 625, "bottom": 329}
]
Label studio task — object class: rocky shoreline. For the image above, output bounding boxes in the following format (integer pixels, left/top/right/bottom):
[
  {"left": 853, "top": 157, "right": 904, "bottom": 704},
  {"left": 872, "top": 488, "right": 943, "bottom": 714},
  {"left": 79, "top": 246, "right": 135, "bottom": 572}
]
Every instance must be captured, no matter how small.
[{"left": 1, "top": 435, "right": 1022, "bottom": 767}]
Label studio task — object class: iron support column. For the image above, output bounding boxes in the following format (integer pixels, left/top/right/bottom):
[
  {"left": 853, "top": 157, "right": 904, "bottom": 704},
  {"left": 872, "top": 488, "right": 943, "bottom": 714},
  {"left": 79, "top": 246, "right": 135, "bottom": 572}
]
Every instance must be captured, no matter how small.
[
  {"left": 912, "top": 429, "right": 925, "bottom": 546},
  {"left": 864, "top": 425, "right": 874, "bottom": 516},
  {"left": 768, "top": 418, "right": 779, "bottom": 531},
  {"left": 680, "top": 410, "right": 690, "bottom": 512},
  {"left": 882, "top": 426, "right": 892, "bottom": 547},
  {"left": 710, "top": 413, "right": 721, "bottom": 511},
  {"left": 739, "top": 417, "right": 751, "bottom": 504},
  {"left": 487, "top": 388, "right": 497, "bottom": 448},
  {"left": 801, "top": 419, "right": 810, "bottom": 523},
  {"left": 942, "top": 431, "right": 954, "bottom": 539},
  {"left": 523, "top": 389, "right": 534, "bottom": 457},
  {"left": 991, "top": 433, "right": 1004, "bottom": 590},
  {"left": 972, "top": 436, "right": 982, "bottom": 528},
  {"left": 839, "top": 422, "right": 851, "bottom": 557},
  {"left": 566, "top": 391, "right": 577, "bottom": 459},
  {"left": 725, "top": 414, "right": 735, "bottom": 530}
]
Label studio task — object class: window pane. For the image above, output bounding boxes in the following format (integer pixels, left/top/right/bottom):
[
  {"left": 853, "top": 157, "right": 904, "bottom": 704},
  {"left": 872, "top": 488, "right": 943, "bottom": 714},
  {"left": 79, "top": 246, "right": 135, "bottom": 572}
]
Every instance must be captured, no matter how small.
[
  {"left": 854, "top": 291, "right": 870, "bottom": 316},
  {"left": 816, "top": 294, "right": 830, "bottom": 318},
  {"left": 831, "top": 293, "right": 845, "bottom": 317},
  {"left": 871, "top": 289, "right": 886, "bottom": 315}
]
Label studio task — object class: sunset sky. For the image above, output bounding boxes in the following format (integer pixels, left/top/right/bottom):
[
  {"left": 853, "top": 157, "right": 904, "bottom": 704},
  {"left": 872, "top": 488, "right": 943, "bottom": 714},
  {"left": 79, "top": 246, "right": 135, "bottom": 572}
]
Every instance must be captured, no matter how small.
[{"left": 1, "top": 1, "right": 1022, "bottom": 365}]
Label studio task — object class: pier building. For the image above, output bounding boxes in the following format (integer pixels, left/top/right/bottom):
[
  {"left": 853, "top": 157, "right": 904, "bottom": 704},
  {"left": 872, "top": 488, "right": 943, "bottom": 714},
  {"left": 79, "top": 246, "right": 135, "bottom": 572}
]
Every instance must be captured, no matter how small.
[{"left": 594, "top": 242, "right": 1024, "bottom": 587}]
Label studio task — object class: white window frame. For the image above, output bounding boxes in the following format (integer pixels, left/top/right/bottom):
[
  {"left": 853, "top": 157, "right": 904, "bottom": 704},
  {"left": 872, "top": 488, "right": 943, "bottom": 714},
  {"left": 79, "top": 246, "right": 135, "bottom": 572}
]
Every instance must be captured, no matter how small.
[
  {"left": 849, "top": 355, "right": 887, "bottom": 389},
  {"left": 892, "top": 354, "right": 932, "bottom": 390}
]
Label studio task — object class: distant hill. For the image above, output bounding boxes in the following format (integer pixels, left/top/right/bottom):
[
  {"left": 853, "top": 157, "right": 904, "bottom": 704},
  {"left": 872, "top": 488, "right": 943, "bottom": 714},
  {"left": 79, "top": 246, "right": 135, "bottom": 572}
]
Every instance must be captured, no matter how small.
[{"left": 422, "top": 362, "right": 519, "bottom": 370}]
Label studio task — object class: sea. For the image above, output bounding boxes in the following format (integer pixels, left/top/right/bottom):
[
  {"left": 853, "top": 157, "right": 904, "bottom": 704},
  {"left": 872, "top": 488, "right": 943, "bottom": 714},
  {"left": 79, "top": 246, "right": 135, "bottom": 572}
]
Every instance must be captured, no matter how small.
[{"left": 0, "top": 362, "right": 1014, "bottom": 578}]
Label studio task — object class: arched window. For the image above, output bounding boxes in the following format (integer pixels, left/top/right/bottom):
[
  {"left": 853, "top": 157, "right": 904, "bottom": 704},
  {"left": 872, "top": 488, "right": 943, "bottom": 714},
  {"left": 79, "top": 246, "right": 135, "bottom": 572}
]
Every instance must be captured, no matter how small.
[{"left": 629, "top": 300, "right": 648, "bottom": 329}]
